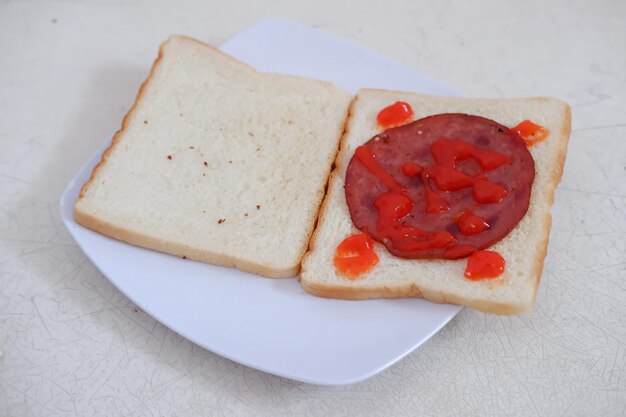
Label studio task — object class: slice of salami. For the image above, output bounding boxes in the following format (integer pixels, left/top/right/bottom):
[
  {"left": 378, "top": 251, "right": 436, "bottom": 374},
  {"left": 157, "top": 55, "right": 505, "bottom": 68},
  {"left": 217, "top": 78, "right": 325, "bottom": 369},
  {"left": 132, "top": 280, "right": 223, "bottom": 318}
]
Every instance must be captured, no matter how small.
[{"left": 344, "top": 113, "right": 535, "bottom": 259}]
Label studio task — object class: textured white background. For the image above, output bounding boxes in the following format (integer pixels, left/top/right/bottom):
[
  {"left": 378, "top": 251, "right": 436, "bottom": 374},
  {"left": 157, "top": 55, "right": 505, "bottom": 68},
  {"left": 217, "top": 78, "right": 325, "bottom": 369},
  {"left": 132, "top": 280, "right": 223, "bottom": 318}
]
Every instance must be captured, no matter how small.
[{"left": 1, "top": 0, "right": 625, "bottom": 416}]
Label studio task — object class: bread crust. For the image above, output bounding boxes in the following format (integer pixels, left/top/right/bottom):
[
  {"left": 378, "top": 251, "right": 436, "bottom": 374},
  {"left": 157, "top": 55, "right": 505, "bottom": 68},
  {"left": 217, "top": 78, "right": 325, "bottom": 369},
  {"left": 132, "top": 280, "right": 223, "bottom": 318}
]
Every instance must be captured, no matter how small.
[
  {"left": 525, "top": 99, "right": 572, "bottom": 308},
  {"left": 74, "top": 36, "right": 350, "bottom": 278},
  {"left": 77, "top": 41, "right": 164, "bottom": 203},
  {"left": 300, "top": 280, "right": 526, "bottom": 315},
  {"left": 74, "top": 209, "right": 298, "bottom": 278},
  {"left": 302, "top": 95, "right": 360, "bottom": 258},
  {"left": 300, "top": 92, "right": 572, "bottom": 314}
]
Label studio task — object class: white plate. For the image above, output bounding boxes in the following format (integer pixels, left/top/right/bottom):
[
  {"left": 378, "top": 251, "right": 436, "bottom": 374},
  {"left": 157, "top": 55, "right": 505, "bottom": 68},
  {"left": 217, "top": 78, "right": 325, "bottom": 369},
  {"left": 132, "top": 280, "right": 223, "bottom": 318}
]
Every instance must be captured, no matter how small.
[{"left": 60, "top": 20, "right": 461, "bottom": 385}]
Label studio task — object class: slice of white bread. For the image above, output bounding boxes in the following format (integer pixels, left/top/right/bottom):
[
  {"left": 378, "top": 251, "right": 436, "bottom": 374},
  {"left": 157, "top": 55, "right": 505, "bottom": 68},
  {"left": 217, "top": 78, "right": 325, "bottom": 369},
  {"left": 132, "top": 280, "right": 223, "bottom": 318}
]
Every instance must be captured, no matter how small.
[
  {"left": 300, "top": 89, "right": 571, "bottom": 314},
  {"left": 74, "top": 36, "right": 351, "bottom": 278}
]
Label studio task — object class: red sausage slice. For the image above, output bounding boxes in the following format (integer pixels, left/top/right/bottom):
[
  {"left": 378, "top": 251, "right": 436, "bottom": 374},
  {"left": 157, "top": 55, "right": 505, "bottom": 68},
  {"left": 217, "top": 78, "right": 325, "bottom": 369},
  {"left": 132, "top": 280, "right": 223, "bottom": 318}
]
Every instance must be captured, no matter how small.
[{"left": 344, "top": 113, "right": 535, "bottom": 259}]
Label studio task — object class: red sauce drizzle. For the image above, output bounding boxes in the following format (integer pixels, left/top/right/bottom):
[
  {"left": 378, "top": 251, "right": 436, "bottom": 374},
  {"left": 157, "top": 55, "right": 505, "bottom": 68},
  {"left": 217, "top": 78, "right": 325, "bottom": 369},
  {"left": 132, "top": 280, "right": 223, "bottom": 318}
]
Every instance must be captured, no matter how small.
[
  {"left": 355, "top": 146, "right": 404, "bottom": 192},
  {"left": 334, "top": 233, "right": 379, "bottom": 280},
  {"left": 377, "top": 102, "right": 414, "bottom": 129},
  {"left": 422, "top": 178, "right": 451, "bottom": 213},
  {"left": 424, "top": 139, "right": 510, "bottom": 210},
  {"left": 464, "top": 250, "right": 505, "bottom": 280},
  {"left": 374, "top": 191, "right": 455, "bottom": 252},
  {"left": 507, "top": 120, "right": 549, "bottom": 147},
  {"left": 457, "top": 210, "right": 490, "bottom": 235},
  {"left": 351, "top": 138, "right": 511, "bottom": 258},
  {"left": 402, "top": 162, "right": 422, "bottom": 177}
]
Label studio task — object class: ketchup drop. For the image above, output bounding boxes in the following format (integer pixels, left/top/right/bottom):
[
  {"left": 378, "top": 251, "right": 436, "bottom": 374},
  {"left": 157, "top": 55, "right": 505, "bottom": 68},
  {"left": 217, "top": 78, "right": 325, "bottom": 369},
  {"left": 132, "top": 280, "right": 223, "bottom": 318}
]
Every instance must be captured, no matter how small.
[
  {"left": 402, "top": 162, "right": 422, "bottom": 177},
  {"left": 464, "top": 250, "right": 505, "bottom": 280},
  {"left": 472, "top": 179, "right": 508, "bottom": 204},
  {"left": 334, "top": 233, "right": 379, "bottom": 280},
  {"left": 457, "top": 210, "right": 490, "bottom": 235},
  {"left": 377, "top": 101, "right": 414, "bottom": 129},
  {"left": 507, "top": 120, "right": 549, "bottom": 147}
]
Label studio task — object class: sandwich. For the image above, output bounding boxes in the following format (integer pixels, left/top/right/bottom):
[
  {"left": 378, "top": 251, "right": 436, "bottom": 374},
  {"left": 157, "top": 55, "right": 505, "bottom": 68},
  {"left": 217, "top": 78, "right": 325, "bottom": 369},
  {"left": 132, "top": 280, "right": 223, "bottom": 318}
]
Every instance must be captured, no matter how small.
[{"left": 75, "top": 36, "right": 571, "bottom": 314}]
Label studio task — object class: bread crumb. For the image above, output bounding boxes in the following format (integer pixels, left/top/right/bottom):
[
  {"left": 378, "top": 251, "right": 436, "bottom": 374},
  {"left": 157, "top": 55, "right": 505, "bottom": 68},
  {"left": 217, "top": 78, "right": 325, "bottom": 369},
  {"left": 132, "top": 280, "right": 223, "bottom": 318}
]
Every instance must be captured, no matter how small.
[
  {"left": 256, "top": 205, "right": 261, "bottom": 210},
  {"left": 288, "top": 120, "right": 293, "bottom": 125},
  {"left": 217, "top": 218, "right": 226, "bottom": 224},
  {"left": 143, "top": 120, "right": 148, "bottom": 124},
  {"left": 167, "top": 155, "right": 172, "bottom": 160}
]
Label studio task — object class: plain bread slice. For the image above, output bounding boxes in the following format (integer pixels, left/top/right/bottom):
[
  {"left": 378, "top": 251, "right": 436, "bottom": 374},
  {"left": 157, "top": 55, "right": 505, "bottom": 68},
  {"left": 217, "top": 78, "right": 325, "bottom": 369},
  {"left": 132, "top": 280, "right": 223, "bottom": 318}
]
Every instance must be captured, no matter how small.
[{"left": 74, "top": 36, "right": 352, "bottom": 278}]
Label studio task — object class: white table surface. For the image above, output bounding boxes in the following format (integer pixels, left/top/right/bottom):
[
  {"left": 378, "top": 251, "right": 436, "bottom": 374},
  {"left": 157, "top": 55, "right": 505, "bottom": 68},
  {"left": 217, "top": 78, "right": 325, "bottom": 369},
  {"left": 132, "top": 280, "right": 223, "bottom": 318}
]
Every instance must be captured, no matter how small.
[{"left": 1, "top": 0, "right": 625, "bottom": 416}]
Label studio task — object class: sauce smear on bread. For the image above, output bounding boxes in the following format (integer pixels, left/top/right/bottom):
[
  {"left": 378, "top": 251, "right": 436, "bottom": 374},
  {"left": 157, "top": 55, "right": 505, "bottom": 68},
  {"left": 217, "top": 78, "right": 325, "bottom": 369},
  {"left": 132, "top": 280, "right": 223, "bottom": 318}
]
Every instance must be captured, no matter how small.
[
  {"left": 507, "top": 120, "right": 549, "bottom": 147},
  {"left": 464, "top": 250, "right": 505, "bottom": 280},
  {"left": 334, "top": 234, "right": 379, "bottom": 280},
  {"left": 377, "top": 101, "right": 414, "bottom": 129}
]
